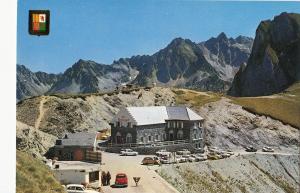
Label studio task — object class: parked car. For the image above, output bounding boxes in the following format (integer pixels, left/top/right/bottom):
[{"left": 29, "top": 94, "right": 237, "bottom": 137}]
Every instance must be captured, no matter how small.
[
  {"left": 160, "top": 157, "right": 172, "bottom": 164},
  {"left": 262, "top": 146, "right": 274, "bottom": 152},
  {"left": 193, "top": 154, "right": 207, "bottom": 161},
  {"left": 188, "top": 156, "right": 196, "bottom": 162},
  {"left": 245, "top": 146, "right": 257, "bottom": 152},
  {"left": 120, "top": 149, "right": 138, "bottom": 156},
  {"left": 115, "top": 173, "right": 128, "bottom": 187},
  {"left": 225, "top": 150, "right": 234, "bottom": 155},
  {"left": 142, "top": 157, "right": 160, "bottom": 165},
  {"left": 66, "top": 184, "right": 98, "bottom": 193},
  {"left": 208, "top": 146, "right": 219, "bottom": 152},
  {"left": 156, "top": 149, "right": 171, "bottom": 157},
  {"left": 220, "top": 152, "right": 231, "bottom": 158},
  {"left": 175, "top": 155, "right": 187, "bottom": 163},
  {"left": 176, "top": 149, "right": 191, "bottom": 155}
]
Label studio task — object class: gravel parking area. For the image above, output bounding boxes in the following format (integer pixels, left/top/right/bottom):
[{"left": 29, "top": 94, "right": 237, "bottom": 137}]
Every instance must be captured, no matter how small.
[{"left": 101, "top": 152, "right": 179, "bottom": 193}]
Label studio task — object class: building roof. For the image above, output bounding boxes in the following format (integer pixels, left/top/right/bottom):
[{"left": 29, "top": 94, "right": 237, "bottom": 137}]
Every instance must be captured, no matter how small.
[
  {"left": 127, "top": 106, "right": 168, "bottom": 125},
  {"left": 57, "top": 132, "right": 97, "bottom": 147},
  {"left": 52, "top": 161, "right": 100, "bottom": 172},
  {"left": 124, "top": 106, "right": 203, "bottom": 126}
]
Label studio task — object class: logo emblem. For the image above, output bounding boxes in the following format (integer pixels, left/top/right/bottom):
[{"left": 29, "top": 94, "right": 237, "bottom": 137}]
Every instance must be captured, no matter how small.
[{"left": 29, "top": 10, "right": 50, "bottom": 36}]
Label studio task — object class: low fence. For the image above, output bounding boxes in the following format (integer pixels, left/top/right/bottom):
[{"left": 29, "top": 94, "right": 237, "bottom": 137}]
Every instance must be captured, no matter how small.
[
  {"left": 105, "top": 140, "right": 200, "bottom": 155},
  {"left": 107, "top": 140, "right": 189, "bottom": 148},
  {"left": 85, "top": 150, "right": 102, "bottom": 163}
]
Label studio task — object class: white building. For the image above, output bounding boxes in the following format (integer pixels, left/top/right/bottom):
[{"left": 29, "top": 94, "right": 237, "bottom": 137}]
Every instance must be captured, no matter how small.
[{"left": 52, "top": 161, "right": 101, "bottom": 186}]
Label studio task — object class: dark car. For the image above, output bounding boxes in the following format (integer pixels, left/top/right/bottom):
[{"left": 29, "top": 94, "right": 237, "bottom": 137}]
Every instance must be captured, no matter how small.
[
  {"left": 142, "top": 157, "right": 160, "bottom": 165},
  {"left": 115, "top": 173, "right": 128, "bottom": 187},
  {"left": 245, "top": 146, "right": 257, "bottom": 152}
]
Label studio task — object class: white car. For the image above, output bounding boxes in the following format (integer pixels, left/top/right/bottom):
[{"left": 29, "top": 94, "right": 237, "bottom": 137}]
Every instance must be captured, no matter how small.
[
  {"left": 175, "top": 155, "right": 187, "bottom": 163},
  {"left": 262, "top": 146, "right": 274, "bottom": 152},
  {"left": 156, "top": 149, "right": 171, "bottom": 157},
  {"left": 160, "top": 157, "right": 172, "bottom": 164},
  {"left": 66, "top": 184, "right": 98, "bottom": 193},
  {"left": 193, "top": 154, "right": 207, "bottom": 161},
  {"left": 188, "top": 156, "right": 196, "bottom": 162},
  {"left": 176, "top": 149, "right": 191, "bottom": 155},
  {"left": 120, "top": 149, "right": 138, "bottom": 156}
]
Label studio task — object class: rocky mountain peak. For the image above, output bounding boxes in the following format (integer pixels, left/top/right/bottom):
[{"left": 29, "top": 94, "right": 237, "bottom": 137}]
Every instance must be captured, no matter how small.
[
  {"left": 166, "top": 37, "right": 194, "bottom": 50},
  {"left": 228, "top": 12, "right": 300, "bottom": 97},
  {"left": 216, "top": 32, "right": 228, "bottom": 41}
]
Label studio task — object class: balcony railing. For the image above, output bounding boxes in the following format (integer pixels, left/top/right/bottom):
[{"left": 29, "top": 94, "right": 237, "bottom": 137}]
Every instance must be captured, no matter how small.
[{"left": 107, "top": 139, "right": 190, "bottom": 148}]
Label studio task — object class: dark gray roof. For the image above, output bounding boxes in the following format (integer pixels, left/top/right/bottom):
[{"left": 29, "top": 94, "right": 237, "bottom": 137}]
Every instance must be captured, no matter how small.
[
  {"left": 58, "top": 132, "right": 97, "bottom": 147},
  {"left": 166, "top": 106, "right": 203, "bottom": 120}
]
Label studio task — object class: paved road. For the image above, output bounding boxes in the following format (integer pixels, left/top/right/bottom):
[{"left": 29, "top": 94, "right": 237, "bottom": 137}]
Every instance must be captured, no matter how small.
[{"left": 101, "top": 152, "right": 179, "bottom": 193}]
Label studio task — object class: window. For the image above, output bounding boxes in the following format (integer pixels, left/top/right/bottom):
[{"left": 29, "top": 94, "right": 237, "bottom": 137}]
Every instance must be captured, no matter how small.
[
  {"left": 155, "top": 135, "right": 159, "bottom": 141},
  {"left": 173, "top": 122, "right": 176, "bottom": 128},
  {"left": 128, "top": 122, "right": 132, "bottom": 128},
  {"left": 167, "top": 122, "right": 170, "bottom": 128},
  {"left": 194, "top": 122, "right": 197, "bottom": 127},
  {"left": 140, "top": 137, "right": 144, "bottom": 143},
  {"left": 177, "top": 130, "right": 183, "bottom": 140},
  {"left": 117, "top": 121, "right": 120, "bottom": 127},
  {"left": 163, "top": 133, "right": 166, "bottom": 140},
  {"left": 76, "top": 187, "right": 84, "bottom": 191},
  {"left": 180, "top": 122, "right": 183, "bottom": 128},
  {"left": 67, "top": 186, "right": 76, "bottom": 190},
  {"left": 148, "top": 136, "right": 152, "bottom": 142},
  {"left": 193, "top": 130, "right": 197, "bottom": 139},
  {"left": 126, "top": 133, "right": 132, "bottom": 143}
]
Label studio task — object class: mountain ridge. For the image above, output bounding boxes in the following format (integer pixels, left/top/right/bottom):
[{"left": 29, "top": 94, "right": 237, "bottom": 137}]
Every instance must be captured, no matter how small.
[{"left": 17, "top": 33, "right": 253, "bottom": 101}]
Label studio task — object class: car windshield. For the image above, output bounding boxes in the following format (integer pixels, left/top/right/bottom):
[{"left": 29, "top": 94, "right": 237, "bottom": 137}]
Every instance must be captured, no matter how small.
[{"left": 117, "top": 174, "right": 126, "bottom": 178}]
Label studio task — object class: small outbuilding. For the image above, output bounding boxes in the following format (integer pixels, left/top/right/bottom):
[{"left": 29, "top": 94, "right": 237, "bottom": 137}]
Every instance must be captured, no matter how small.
[
  {"left": 51, "top": 132, "right": 101, "bottom": 163},
  {"left": 52, "top": 161, "right": 101, "bottom": 186}
]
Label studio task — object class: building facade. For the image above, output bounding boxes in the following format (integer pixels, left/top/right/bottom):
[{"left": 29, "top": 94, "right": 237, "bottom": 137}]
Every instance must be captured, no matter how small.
[
  {"left": 51, "top": 132, "right": 101, "bottom": 162},
  {"left": 52, "top": 161, "right": 100, "bottom": 186},
  {"left": 110, "top": 106, "right": 205, "bottom": 148}
]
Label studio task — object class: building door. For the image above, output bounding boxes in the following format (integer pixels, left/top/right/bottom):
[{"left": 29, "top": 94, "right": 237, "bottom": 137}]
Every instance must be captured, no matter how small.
[
  {"left": 116, "top": 132, "right": 122, "bottom": 144},
  {"left": 89, "top": 171, "right": 99, "bottom": 183},
  {"left": 169, "top": 130, "right": 174, "bottom": 141}
]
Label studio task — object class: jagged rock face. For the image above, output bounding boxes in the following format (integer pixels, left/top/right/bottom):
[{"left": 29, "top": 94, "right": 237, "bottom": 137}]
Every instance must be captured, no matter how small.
[
  {"left": 47, "top": 59, "right": 136, "bottom": 94},
  {"left": 116, "top": 35, "right": 252, "bottom": 91},
  {"left": 17, "top": 65, "right": 61, "bottom": 101},
  {"left": 130, "top": 38, "right": 227, "bottom": 91},
  {"left": 200, "top": 33, "right": 253, "bottom": 82},
  {"left": 228, "top": 12, "right": 300, "bottom": 97}
]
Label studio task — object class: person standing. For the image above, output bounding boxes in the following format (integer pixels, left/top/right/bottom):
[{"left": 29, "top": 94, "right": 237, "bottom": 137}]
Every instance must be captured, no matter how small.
[
  {"left": 106, "top": 171, "right": 111, "bottom": 185},
  {"left": 101, "top": 171, "right": 107, "bottom": 186}
]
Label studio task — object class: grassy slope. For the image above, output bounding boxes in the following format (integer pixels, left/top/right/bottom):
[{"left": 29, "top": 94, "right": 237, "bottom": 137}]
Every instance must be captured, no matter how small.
[
  {"left": 229, "top": 82, "right": 300, "bottom": 129},
  {"left": 16, "top": 151, "right": 65, "bottom": 193},
  {"left": 172, "top": 88, "right": 223, "bottom": 108},
  {"left": 173, "top": 83, "right": 300, "bottom": 129}
]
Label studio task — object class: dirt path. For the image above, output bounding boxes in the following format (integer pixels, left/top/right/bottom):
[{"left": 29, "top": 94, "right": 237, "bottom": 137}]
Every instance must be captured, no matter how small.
[
  {"left": 101, "top": 152, "right": 179, "bottom": 193},
  {"left": 35, "top": 96, "right": 47, "bottom": 129}
]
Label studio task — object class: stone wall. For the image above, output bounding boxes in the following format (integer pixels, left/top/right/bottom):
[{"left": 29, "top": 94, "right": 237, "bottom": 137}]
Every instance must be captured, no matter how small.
[{"left": 105, "top": 142, "right": 201, "bottom": 155}]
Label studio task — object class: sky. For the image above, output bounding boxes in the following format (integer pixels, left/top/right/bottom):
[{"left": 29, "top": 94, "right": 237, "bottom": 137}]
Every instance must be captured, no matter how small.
[{"left": 17, "top": 0, "right": 300, "bottom": 73}]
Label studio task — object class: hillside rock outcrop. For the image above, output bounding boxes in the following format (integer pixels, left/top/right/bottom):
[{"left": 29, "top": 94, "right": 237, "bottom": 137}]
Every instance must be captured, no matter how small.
[{"left": 228, "top": 12, "right": 300, "bottom": 96}]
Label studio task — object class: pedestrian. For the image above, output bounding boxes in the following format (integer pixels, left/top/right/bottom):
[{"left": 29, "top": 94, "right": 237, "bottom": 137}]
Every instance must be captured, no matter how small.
[
  {"left": 101, "top": 171, "right": 107, "bottom": 186},
  {"left": 106, "top": 171, "right": 111, "bottom": 185}
]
